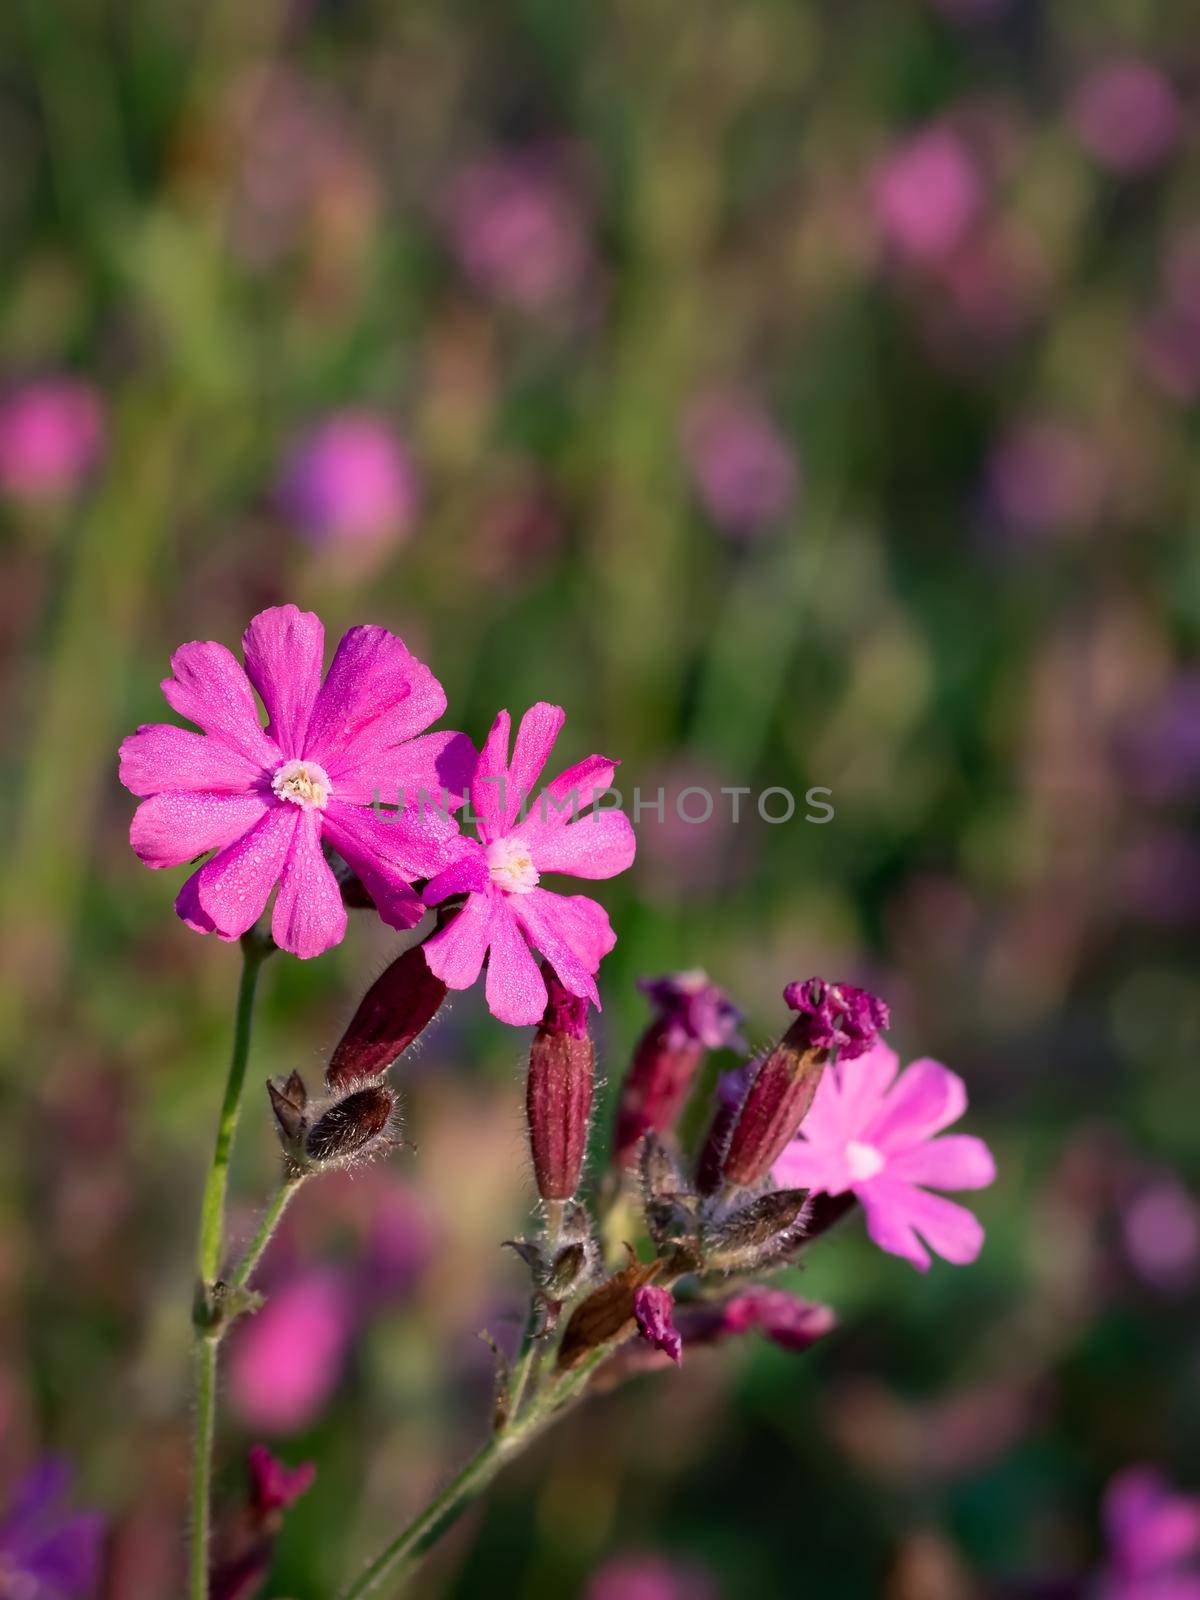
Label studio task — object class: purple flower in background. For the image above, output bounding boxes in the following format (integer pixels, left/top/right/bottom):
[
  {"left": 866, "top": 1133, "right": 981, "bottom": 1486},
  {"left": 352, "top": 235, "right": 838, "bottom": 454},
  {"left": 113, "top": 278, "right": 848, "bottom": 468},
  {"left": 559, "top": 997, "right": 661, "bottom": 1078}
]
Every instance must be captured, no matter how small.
[
  {"left": 984, "top": 417, "right": 1107, "bottom": 539},
  {"left": 682, "top": 389, "right": 799, "bottom": 537},
  {"left": 445, "top": 151, "right": 590, "bottom": 311},
  {"left": 871, "top": 125, "right": 983, "bottom": 264},
  {"left": 0, "top": 1459, "right": 104, "bottom": 1599},
  {"left": 638, "top": 971, "right": 743, "bottom": 1052},
  {"left": 773, "top": 1043, "right": 996, "bottom": 1271},
  {"left": 119, "top": 605, "right": 476, "bottom": 956},
  {"left": 0, "top": 378, "right": 104, "bottom": 505},
  {"left": 585, "top": 1552, "right": 720, "bottom": 1600},
  {"left": 1100, "top": 1466, "right": 1200, "bottom": 1598},
  {"left": 1119, "top": 674, "right": 1200, "bottom": 802},
  {"left": 1071, "top": 62, "right": 1181, "bottom": 176},
  {"left": 228, "top": 1267, "right": 356, "bottom": 1433},
  {"left": 1122, "top": 1177, "right": 1200, "bottom": 1293},
  {"left": 280, "top": 412, "right": 419, "bottom": 550}
]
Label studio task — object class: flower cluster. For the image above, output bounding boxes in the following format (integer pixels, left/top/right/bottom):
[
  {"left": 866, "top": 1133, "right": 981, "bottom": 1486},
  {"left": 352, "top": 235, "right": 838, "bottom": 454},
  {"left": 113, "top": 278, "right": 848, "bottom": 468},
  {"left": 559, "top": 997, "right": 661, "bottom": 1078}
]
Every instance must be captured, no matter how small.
[{"left": 119, "top": 606, "right": 635, "bottom": 1020}]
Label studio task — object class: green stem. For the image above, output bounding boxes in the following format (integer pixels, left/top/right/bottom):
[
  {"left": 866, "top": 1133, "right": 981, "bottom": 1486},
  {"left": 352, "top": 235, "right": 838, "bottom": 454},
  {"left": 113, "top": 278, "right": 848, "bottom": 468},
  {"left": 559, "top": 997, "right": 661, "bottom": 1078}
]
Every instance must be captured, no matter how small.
[
  {"left": 341, "top": 1347, "right": 611, "bottom": 1599},
  {"left": 229, "top": 1174, "right": 304, "bottom": 1293},
  {"left": 188, "top": 934, "right": 270, "bottom": 1600}
]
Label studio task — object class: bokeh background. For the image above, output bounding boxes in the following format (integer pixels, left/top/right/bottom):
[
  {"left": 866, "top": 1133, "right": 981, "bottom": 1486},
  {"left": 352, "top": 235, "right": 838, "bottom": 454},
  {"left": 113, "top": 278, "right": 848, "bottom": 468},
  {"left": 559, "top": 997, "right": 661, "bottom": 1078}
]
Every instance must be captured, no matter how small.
[{"left": 2, "top": 0, "right": 1198, "bottom": 1594}]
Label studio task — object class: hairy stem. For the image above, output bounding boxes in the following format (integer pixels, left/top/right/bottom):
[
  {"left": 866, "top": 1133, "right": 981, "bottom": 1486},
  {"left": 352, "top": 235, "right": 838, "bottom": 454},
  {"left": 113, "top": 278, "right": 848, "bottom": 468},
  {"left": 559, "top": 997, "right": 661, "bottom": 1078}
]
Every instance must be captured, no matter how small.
[
  {"left": 229, "top": 1173, "right": 305, "bottom": 1293},
  {"left": 341, "top": 1347, "right": 611, "bottom": 1599},
  {"left": 188, "top": 933, "right": 271, "bottom": 1600}
]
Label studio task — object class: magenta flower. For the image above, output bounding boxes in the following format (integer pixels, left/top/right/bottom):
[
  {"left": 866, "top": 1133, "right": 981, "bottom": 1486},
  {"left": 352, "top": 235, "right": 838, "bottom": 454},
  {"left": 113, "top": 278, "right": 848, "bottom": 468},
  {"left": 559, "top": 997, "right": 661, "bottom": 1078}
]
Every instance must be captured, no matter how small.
[
  {"left": 772, "top": 1042, "right": 996, "bottom": 1271},
  {"left": 227, "top": 1266, "right": 355, "bottom": 1433},
  {"left": 0, "top": 377, "right": 104, "bottom": 505},
  {"left": 119, "top": 605, "right": 475, "bottom": 958},
  {"left": 682, "top": 389, "right": 799, "bottom": 538},
  {"left": 445, "top": 151, "right": 590, "bottom": 312},
  {"left": 279, "top": 411, "right": 418, "bottom": 550},
  {"left": 1071, "top": 61, "right": 1181, "bottom": 176},
  {"left": 870, "top": 124, "right": 983, "bottom": 265},
  {"left": 633, "top": 1285, "right": 682, "bottom": 1366},
  {"left": 1100, "top": 1466, "right": 1200, "bottom": 1599},
  {"left": 422, "top": 703, "right": 635, "bottom": 1025}
]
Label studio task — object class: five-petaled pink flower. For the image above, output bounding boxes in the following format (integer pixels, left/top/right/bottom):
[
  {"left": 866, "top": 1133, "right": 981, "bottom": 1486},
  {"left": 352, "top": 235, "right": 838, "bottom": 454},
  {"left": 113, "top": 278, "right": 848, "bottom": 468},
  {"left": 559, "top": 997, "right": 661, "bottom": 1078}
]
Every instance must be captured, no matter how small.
[
  {"left": 119, "top": 605, "right": 475, "bottom": 958},
  {"left": 772, "top": 1042, "right": 995, "bottom": 1271},
  {"left": 421, "top": 702, "right": 635, "bottom": 1025}
]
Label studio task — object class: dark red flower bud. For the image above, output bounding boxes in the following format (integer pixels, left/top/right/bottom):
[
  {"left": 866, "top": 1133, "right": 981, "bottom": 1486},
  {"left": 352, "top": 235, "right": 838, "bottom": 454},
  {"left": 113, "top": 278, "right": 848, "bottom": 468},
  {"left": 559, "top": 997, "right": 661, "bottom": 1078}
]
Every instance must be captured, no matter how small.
[
  {"left": 327, "top": 944, "right": 448, "bottom": 1091},
  {"left": 633, "top": 1284, "right": 683, "bottom": 1366},
  {"left": 247, "top": 1445, "right": 316, "bottom": 1521},
  {"left": 613, "top": 971, "right": 742, "bottom": 1169},
  {"left": 694, "top": 1066, "right": 751, "bottom": 1195},
  {"left": 526, "top": 966, "right": 594, "bottom": 1201},
  {"left": 306, "top": 1085, "right": 396, "bottom": 1167},
  {"left": 720, "top": 977, "right": 889, "bottom": 1188}
]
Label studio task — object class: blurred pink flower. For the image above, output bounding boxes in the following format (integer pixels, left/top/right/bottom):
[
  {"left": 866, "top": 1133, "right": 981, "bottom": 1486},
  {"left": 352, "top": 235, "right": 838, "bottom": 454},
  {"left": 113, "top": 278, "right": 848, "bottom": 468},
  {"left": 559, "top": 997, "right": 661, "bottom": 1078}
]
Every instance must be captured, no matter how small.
[
  {"left": 1122, "top": 1177, "right": 1200, "bottom": 1292},
  {"left": 682, "top": 389, "right": 799, "bottom": 537},
  {"left": 585, "top": 1553, "right": 719, "bottom": 1600},
  {"left": 773, "top": 1043, "right": 996, "bottom": 1271},
  {"left": 717, "top": 1287, "right": 837, "bottom": 1352},
  {"left": 1100, "top": 1466, "right": 1200, "bottom": 1598},
  {"left": 280, "top": 413, "right": 418, "bottom": 549},
  {"left": 445, "top": 152, "right": 590, "bottom": 311},
  {"left": 422, "top": 703, "right": 635, "bottom": 1025},
  {"left": 984, "top": 418, "right": 1107, "bottom": 538},
  {"left": 119, "top": 605, "right": 475, "bottom": 956},
  {"left": 871, "top": 125, "right": 984, "bottom": 264},
  {"left": 1071, "top": 62, "right": 1181, "bottom": 176},
  {"left": 228, "top": 1268, "right": 355, "bottom": 1434},
  {"left": 0, "top": 378, "right": 104, "bottom": 505}
]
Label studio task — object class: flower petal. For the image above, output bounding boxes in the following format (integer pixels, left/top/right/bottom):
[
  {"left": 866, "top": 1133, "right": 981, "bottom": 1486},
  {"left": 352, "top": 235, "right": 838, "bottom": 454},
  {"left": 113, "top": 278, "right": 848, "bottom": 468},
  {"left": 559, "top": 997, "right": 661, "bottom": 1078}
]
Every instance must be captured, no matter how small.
[
  {"left": 305, "top": 626, "right": 447, "bottom": 775},
  {"left": 770, "top": 1141, "right": 855, "bottom": 1195},
  {"left": 271, "top": 809, "right": 348, "bottom": 958},
  {"left": 521, "top": 756, "right": 619, "bottom": 841},
  {"left": 861, "top": 1177, "right": 985, "bottom": 1268},
  {"left": 797, "top": 1042, "right": 900, "bottom": 1149},
  {"left": 423, "top": 891, "right": 494, "bottom": 990},
  {"left": 161, "top": 640, "right": 280, "bottom": 768},
  {"left": 119, "top": 724, "right": 264, "bottom": 797},
  {"left": 886, "top": 1134, "right": 996, "bottom": 1192},
  {"left": 863, "top": 1058, "right": 967, "bottom": 1151},
  {"left": 322, "top": 799, "right": 462, "bottom": 888},
  {"left": 129, "top": 791, "right": 269, "bottom": 868},
  {"left": 484, "top": 898, "right": 547, "bottom": 1025},
  {"left": 510, "top": 888, "right": 601, "bottom": 1005},
  {"left": 195, "top": 806, "right": 298, "bottom": 939},
  {"left": 241, "top": 605, "right": 325, "bottom": 758},
  {"left": 529, "top": 808, "right": 636, "bottom": 880},
  {"left": 423, "top": 844, "right": 490, "bottom": 905},
  {"left": 333, "top": 729, "right": 478, "bottom": 810},
  {"left": 470, "top": 709, "right": 511, "bottom": 843},
  {"left": 505, "top": 702, "right": 565, "bottom": 829},
  {"left": 175, "top": 866, "right": 227, "bottom": 936}
]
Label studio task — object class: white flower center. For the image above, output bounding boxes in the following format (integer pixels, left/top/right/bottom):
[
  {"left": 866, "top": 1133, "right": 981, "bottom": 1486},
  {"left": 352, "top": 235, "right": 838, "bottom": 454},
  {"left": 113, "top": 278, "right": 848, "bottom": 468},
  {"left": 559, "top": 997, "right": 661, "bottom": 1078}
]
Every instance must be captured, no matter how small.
[
  {"left": 272, "top": 757, "right": 332, "bottom": 811},
  {"left": 844, "top": 1139, "right": 885, "bottom": 1182},
  {"left": 486, "top": 835, "right": 539, "bottom": 894}
]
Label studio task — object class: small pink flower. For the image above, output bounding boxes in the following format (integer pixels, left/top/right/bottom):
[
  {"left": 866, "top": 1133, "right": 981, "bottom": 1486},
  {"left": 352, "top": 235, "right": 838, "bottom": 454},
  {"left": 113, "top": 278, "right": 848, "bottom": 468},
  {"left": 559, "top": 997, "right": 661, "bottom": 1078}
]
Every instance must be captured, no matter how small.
[
  {"left": 279, "top": 411, "right": 418, "bottom": 549},
  {"left": 228, "top": 1267, "right": 355, "bottom": 1433},
  {"left": 247, "top": 1445, "right": 316, "bottom": 1517},
  {"left": 0, "top": 377, "right": 105, "bottom": 504},
  {"left": 1101, "top": 1466, "right": 1200, "bottom": 1598},
  {"left": 773, "top": 1043, "right": 996, "bottom": 1271},
  {"left": 585, "top": 1553, "right": 719, "bottom": 1600},
  {"left": 871, "top": 125, "right": 983, "bottom": 264},
  {"left": 1071, "top": 62, "right": 1181, "bottom": 176},
  {"left": 682, "top": 389, "right": 799, "bottom": 537},
  {"left": 445, "top": 151, "right": 590, "bottom": 312},
  {"left": 119, "top": 605, "right": 475, "bottom": 957},
  {"left": 422, "top": 703, "right": 636, "bottom": 1025},
  {"left": 633, "top": 1285, "right": 682, "bottom": 1366}
]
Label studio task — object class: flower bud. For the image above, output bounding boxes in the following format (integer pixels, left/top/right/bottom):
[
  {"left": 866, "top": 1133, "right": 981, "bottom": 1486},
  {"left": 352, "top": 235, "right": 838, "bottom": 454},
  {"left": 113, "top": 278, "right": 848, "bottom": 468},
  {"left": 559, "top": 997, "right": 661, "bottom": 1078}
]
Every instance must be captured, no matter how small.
[
  {"left": 613, "top": 971, "right": 742, "bottom": 1169},
  {"left": 720, "top": 977, "right": 888, "bottom": 1188},
  {"left": 555, "top": 1258, "right": 663, "bottom": 1372},
  {"left": 267, "top": 1074, "right": 398, "bottom": 1172},
  {"left": 694, "top": 1066, "right": 751, "bottom": 1195},
  {"left": 698, "top": 1188, "right": 811, "bottom": 1272},
  {"left": 633, "top": 1285, "right": 682, "bottom": 1365},
  {"left": 327, "top": 944, "right": 448, "bottom": 1091},
  {"left": 526, "top": 966, "right": 594, "bottom": 1202}
]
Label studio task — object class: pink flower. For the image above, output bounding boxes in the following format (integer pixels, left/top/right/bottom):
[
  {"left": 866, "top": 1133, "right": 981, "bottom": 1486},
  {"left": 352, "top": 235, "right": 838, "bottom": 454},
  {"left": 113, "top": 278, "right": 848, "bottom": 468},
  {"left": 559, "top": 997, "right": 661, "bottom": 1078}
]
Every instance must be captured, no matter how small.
[
  {"left": 227, "top": 1267, "right": 355, "bottom": 1433},
  {"left": 422, "top": 703, "right": 635, "bottom": 1025},
  {"left": 585, "top": 1554, "right": 719, "bottom": 1600},
  {"left": 1101, "top": 1466, "right": 1200, "bottom": 1599},
  {"left": 445, "top": 151, "right": 591, "bottom": 312},
  {"left": 279, "top": 411, "right": 418, "bottom": 549},
  {"left": 1071, "top": 62, "right": 1181, "bottom": 176},
  {"left": 119, "top": 605, "right": 475, "bottom": 958},
  {"left": 633, "top": 1285, "right": 682, "bottom": 1366},
  {"left": 871, "top": 125, "right": 983, "bottom": 264},
  {"left": 682, "top": 389, "right": 799, "bottom": 537},
  {"left": 773, "top": 1042, "right": 996, "bottom": 1271},
  {"left": 0, "top": 377, "right": 105, "bottom": 504}
]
